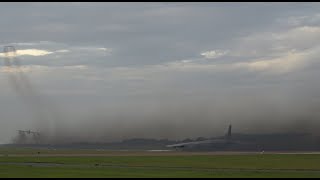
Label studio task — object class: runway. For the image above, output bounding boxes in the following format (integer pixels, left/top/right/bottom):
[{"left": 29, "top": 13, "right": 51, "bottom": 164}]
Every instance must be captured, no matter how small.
[{"left": 2, "top": 151, "right": 320, "bottom": 157}]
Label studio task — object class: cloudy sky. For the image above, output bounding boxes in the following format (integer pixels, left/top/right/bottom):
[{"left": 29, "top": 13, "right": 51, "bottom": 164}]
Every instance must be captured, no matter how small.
[{"left": 1, "top": 2, "right": 320, "bottom": 143}]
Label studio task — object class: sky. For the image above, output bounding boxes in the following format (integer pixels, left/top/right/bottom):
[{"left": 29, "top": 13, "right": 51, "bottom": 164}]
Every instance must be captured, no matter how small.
[{"left": 1, "top": 2, "right": 320, "bottom": 144}]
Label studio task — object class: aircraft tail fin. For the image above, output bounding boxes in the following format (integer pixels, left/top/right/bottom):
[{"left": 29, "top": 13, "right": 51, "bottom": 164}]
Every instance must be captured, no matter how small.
[{"left": 226, "top": 124, "right": 232, "bottom": 139}]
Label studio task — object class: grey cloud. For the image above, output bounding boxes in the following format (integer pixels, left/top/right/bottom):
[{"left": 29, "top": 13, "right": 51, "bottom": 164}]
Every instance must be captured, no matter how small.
[{"left": 1, "top": 3, "right": 320, "bottom": 143}]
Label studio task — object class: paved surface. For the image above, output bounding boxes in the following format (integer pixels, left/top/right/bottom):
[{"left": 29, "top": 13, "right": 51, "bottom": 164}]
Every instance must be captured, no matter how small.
[{"left": 1, "top": 151, "right": 320, "bottom": 157}]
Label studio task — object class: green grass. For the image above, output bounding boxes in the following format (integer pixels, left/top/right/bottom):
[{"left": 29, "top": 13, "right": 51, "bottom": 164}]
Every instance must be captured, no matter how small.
[
  {"left": 1, "top": 151, "right": 320, "bottom": 177},
  {"left": 1, "top": 154, "right": 320, "bottom": 169},
  {"left": 0, "top": 164, "right": 320, "bottom": 178}
]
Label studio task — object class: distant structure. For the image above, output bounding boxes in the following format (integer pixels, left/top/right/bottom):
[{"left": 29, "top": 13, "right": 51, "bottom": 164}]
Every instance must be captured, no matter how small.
[{"left": 15, "top": 130, "right": 41, "bottom": 144}]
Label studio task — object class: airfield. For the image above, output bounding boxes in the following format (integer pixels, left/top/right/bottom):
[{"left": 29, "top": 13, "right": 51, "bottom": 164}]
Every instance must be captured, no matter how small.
[{"left": 1, "top": 147, "right": 320, "bottom": 178}]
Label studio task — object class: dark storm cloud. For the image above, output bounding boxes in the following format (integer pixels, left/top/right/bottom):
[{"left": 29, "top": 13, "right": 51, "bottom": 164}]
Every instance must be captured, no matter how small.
[{"left": 1, "top": 2, "right": 320, "bottom": 143}]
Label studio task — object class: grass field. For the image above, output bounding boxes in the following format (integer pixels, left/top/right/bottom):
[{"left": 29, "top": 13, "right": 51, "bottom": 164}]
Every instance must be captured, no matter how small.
[{"left": 1, "top": 148, "right": 320, "bottom": 178}]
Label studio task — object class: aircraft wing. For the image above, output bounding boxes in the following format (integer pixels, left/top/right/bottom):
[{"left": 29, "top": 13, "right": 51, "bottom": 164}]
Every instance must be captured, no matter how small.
[{"left": 166, "top": 139, "right": 215, "bottom": 148}]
